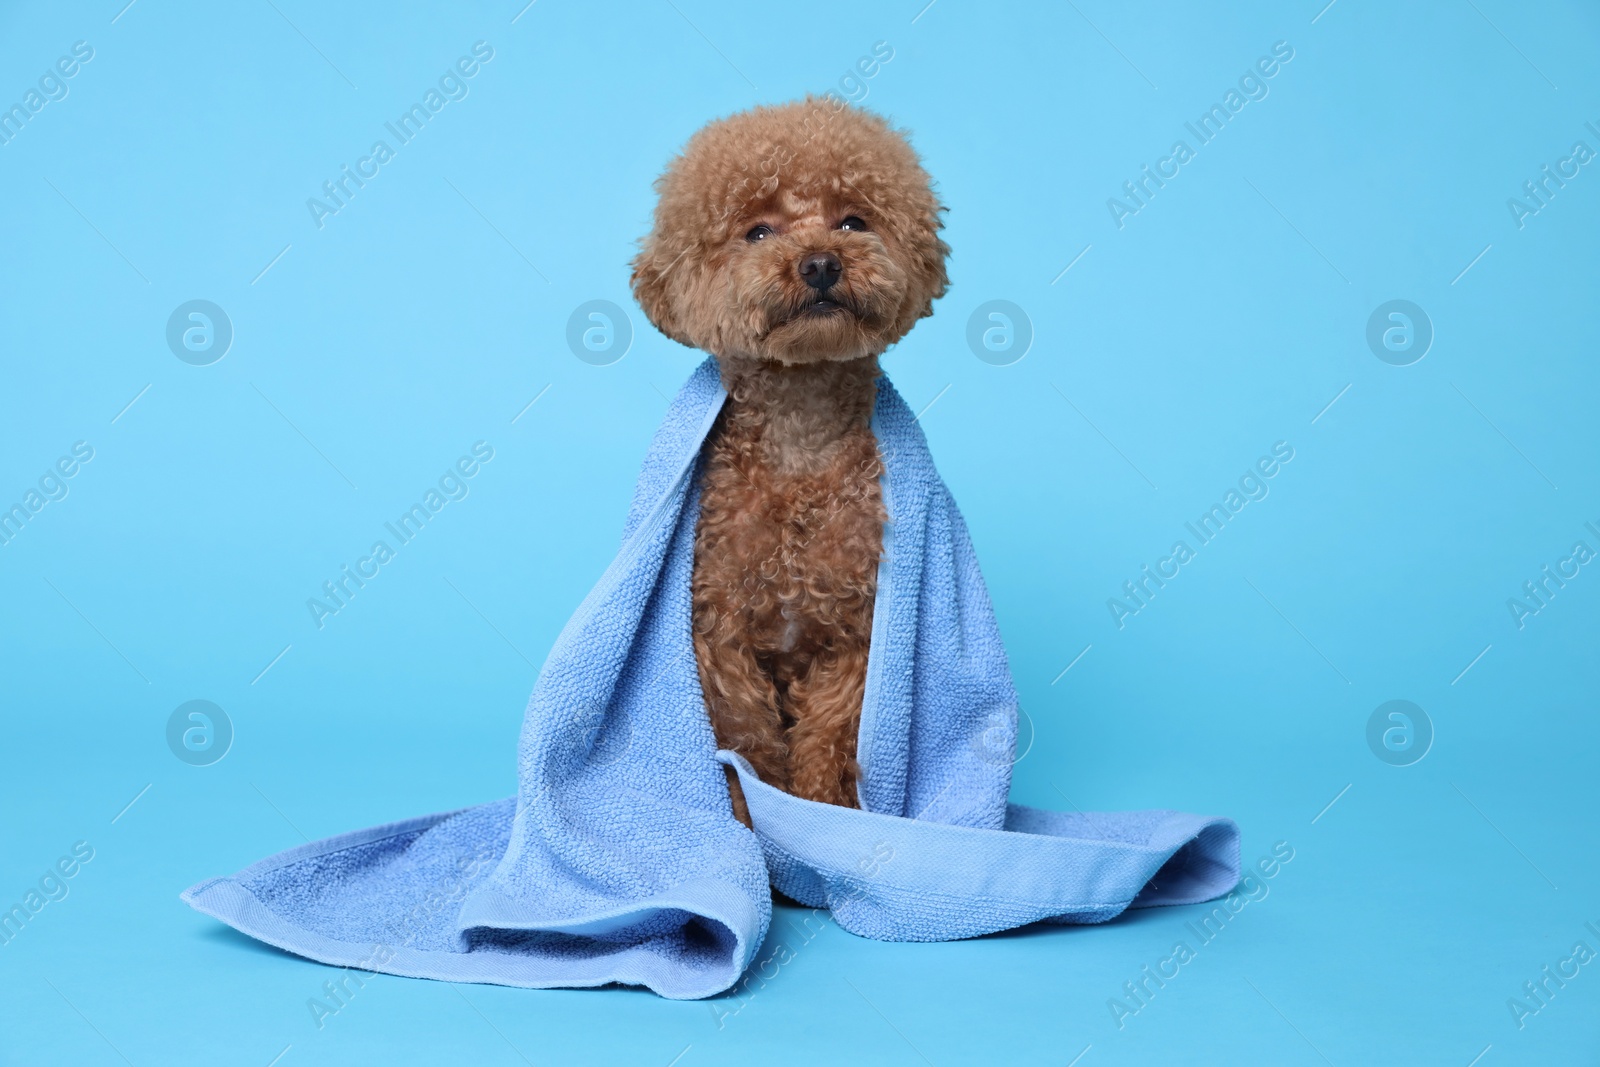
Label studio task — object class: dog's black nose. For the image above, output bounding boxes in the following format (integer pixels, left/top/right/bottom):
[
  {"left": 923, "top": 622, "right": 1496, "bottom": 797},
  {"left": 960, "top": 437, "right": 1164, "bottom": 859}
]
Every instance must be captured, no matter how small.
[{"left": 799, "top": 252, "right": 842, "bottom": 292}]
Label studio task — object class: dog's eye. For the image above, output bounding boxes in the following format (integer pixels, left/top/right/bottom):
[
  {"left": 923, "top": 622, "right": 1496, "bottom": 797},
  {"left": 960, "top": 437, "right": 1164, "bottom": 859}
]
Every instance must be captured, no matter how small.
[
  {"left": 838, "top": 216, "right": 869, "bottom": 232},
  {"left": 745, "top": 225, "right": 774, "bottom": 242}
]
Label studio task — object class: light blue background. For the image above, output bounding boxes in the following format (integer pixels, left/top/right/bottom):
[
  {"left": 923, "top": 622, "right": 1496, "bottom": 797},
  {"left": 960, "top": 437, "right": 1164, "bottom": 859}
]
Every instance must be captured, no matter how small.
[{"left": 2, "top": 0, "right": 1597, "bottom": 1063}]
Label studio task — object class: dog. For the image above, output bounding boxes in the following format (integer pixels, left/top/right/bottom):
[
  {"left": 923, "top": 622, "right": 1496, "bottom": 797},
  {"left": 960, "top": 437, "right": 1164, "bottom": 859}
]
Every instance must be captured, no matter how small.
[{"left": 631, "top": 98, "right": 950, "bottom": 825}]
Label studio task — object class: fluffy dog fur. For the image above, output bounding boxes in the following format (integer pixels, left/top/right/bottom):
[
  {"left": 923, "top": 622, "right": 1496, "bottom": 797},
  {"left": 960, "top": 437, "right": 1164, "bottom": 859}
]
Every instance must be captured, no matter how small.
[{"left": 631, "top": 98, "right": 949, "bottom": 824}]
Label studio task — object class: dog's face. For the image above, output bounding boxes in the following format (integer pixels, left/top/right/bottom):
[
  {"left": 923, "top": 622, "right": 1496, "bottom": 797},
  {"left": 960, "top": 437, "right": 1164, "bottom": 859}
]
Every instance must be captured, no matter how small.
[{"left": 632, "top": 99, "right": 949, "bottom": 366}]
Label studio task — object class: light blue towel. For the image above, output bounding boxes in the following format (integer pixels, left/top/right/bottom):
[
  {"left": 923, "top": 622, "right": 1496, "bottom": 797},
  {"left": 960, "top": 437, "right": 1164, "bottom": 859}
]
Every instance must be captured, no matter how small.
[{"left": 182, "top": 358, "right": 1240, "bottom": 1000}]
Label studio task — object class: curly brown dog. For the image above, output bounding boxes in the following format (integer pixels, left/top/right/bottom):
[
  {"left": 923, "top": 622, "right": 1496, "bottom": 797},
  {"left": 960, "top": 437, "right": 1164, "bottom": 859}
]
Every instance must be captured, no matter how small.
[{"left": 631, "top": 98, "right": 950, "bottom": 824}]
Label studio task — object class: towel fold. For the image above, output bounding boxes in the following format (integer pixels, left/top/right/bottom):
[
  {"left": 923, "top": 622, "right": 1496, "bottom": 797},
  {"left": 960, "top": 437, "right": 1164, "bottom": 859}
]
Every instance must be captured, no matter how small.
[{"left": 183, "top": 357, "right": 1240, "bottom": 1000}]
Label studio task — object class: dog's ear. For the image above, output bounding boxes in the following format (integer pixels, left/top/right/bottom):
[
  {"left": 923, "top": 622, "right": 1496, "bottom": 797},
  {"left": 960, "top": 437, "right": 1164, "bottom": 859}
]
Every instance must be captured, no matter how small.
[
  {"left": 630, "top": 241, "right": 685, "bottom": 345},
  {"left": 901, "top": 213, "right": 951, "bottom": 326},
  {"left": 922, "top": 231, "right": 951, "bottom": 315}
]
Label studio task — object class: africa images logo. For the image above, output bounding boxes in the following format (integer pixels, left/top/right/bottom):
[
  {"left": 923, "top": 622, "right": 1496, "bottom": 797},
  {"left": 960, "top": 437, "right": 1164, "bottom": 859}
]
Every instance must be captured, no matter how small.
[
  {"left": 306, "top": 443, "right": 494, "bottom": 628},
  {"left": 1106, "top": 41, "right": 1295, "bottom": 229},
  {"left": 0, "top": 40, "right": 94, "bottom": 148},
  {"left": 1107, "top": 442, "right": 1295, "bottom": 628},
  {"left": 306, "top": 41, "right": 495, "bottom": 229}
]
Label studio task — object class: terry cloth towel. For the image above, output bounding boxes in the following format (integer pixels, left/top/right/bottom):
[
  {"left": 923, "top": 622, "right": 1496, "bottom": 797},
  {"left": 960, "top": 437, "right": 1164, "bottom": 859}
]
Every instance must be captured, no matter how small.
[{"left": 183, "top": 357, "right": 1240, "bottom": 1000}]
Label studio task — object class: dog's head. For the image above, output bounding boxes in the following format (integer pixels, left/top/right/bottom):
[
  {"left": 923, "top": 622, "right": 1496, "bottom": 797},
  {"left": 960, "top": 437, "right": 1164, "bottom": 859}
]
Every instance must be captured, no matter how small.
[{"left": 631, "top": 98, "right": 949, "bottom": 365}]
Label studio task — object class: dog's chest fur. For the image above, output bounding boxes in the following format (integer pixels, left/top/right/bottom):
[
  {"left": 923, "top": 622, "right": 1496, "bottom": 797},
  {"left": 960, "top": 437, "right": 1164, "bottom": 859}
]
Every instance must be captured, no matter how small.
[{"left": 690, "top": 358, "right": 885, "bottom": 811}]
